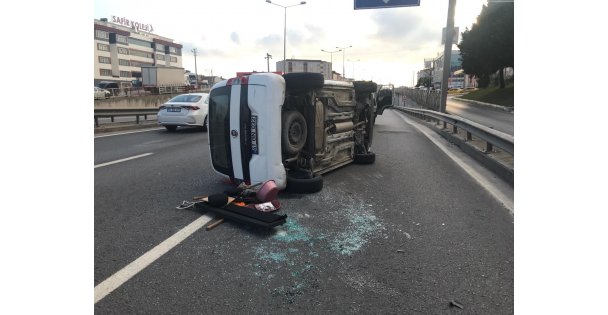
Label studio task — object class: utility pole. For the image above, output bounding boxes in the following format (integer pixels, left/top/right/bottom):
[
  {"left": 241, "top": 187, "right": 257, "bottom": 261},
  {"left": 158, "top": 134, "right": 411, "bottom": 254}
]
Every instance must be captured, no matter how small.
[
  {"left": 439, "top": 0, "right": 457, "bottom": 113},
  {"left": 265, "top": 53, "right": 273, "bottom": 72},
  {"left": 191, "top": 48, "right": 199, "bottom": 89}
]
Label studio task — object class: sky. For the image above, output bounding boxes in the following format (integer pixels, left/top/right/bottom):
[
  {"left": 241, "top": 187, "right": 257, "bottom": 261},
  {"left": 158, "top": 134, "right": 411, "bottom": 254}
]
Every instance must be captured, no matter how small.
[{"left": 94, "top": 0, "right": 488, "bottom": 87}]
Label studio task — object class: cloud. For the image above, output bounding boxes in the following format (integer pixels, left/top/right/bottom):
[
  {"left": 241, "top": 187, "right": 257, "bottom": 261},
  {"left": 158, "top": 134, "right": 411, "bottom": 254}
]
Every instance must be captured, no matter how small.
[
  {"left": 230, "top": 32, "right": 240, "bottom": 44},
  {"left": 255, "top": 34, "right": 282, "bottom": 48},
  {"left": 369, "top": 10, "right": 438, "bottom": 48}
]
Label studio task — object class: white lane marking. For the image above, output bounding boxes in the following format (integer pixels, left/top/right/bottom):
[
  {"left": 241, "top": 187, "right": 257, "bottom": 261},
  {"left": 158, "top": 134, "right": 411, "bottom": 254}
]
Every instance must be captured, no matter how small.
[
  {"left": 393, "top": 110, "right": 514, "bottom": 214},
  {"left": 94, "top": 127, "right": 164, "bottom": 139},
  {"left": 94, "top": 153, "right": 153, "bottom": 169},
  {"left": 94, "top": 214, "right": 214, "bottom": 304}
]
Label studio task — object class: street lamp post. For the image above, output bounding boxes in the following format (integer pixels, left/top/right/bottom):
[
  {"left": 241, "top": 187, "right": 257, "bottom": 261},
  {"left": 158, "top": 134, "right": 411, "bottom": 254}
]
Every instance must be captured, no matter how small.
[
  {"left": 336, "top": 45, "right": 352, "bottom": 80},
  {"left": 266, "top": 0, "right": 306, "bottom": 74},
  {"left": 321, "top": 48, "right": 342, "bottom": 77}
]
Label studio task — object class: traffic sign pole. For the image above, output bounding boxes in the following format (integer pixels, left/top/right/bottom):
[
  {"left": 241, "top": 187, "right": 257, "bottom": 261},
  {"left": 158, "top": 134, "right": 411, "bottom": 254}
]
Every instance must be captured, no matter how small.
[{"left": 439, "top": 0, "right": 456, "bottom": 113}]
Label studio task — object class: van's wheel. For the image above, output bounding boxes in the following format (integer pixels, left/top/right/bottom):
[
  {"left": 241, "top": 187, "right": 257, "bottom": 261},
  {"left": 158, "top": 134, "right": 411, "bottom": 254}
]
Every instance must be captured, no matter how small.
[
  {"left": 283, "top": 73, "right": 324, "bottom": 90},
  {"left": 202, "top": 116, "right": 208, "bottom": 132},
  {"left": 353, "top": 81, "right": 378, "bottom": 94},
  {"left": 354, "top": 152, "right": 375, "bottom": 164},
  {"left": 165, "top": 125, "right": 177, "bottom": 132},
  {"left": 286, "top": 172, "right": 323, "bottom": 193},
  {"left": 282, "top": 111, "right": 307, "bottom": 154}
]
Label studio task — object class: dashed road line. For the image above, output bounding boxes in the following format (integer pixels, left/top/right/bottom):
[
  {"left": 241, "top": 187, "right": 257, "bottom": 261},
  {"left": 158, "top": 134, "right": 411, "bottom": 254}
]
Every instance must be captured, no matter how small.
[{"left": 94, "top": 153, "right": 153, "bottom": 169}]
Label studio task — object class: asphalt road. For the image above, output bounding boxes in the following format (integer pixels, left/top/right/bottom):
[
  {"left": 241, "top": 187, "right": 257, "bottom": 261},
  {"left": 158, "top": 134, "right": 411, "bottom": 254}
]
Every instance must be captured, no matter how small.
[
  {"left": 446, "top": 98, "right": 514, "bottom": 135},
  {"left": 94, "top": 109, "right": 513, "bottom": 314}
]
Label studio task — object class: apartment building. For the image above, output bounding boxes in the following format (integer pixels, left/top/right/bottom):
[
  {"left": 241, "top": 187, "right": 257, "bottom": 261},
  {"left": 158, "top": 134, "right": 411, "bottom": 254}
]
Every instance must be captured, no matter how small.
[
  {"left": 276, "top": 59, "right": 333, "bottom": 80},
  {"left": 94, "top": 17, "right": 183, "bottom": 86}
]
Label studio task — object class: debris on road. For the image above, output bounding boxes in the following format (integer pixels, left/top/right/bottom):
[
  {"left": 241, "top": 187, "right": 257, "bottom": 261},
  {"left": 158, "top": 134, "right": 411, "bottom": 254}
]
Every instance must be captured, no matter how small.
[
  {"left": 179, "top": 180, "right": 287, "bottom": 229},
  {"left": 449, "top": 300, "right": 464, "bottom": 309}
]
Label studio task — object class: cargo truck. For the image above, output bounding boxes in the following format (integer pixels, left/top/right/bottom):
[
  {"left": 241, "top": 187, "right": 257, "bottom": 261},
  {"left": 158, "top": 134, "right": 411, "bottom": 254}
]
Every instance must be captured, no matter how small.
[{"left": 141, "top": 66, "right": 188, "bottom": 94}]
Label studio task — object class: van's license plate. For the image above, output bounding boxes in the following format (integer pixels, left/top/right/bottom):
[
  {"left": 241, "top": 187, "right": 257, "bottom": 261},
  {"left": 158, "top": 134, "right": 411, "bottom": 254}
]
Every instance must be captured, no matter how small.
[{"left": 167, "top": 107, "right": 181, "bottom": 112}]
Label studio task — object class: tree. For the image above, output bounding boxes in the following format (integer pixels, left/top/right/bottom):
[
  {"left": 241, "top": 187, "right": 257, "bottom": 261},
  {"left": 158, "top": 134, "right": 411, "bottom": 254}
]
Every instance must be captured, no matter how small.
[{"left": 458, "top": 2, "right": 513, "bottom": 88}]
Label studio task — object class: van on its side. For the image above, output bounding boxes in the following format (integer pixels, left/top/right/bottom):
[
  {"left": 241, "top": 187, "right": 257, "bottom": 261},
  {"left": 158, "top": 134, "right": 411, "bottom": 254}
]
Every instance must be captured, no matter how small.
[{"left": 207, "top": 72, "right": 392, "bottom": 193}]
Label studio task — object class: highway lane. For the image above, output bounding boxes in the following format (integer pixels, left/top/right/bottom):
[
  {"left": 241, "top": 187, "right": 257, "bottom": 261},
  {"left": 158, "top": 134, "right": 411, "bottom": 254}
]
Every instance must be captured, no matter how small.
[
  {"left": 446, "top": 97, "right": 514, "bottom": 135},
  {"left": 94, "top": 110, "right": 513, "bottom": 314}
]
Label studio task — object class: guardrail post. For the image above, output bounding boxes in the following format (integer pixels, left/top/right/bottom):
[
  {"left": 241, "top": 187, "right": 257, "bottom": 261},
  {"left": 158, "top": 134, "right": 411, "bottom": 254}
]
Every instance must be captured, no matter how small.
[
  {"left": 452, "top": 125, "right": 458, "bottom": 133},
  {"left": 466, "top": 131, "right": 472, "bottom": 141},
  {"left": 95, "top": 117, "right": 99, "bottom": 127},
  {"left": 111, "top": 116, "right": 115, "bottom": 123},
  {"left": 136, "top": 115, "right": 140, "bottom": 124},
  {"left": 442, "top": 122, "right": 447, "bottom": 129},
  {"left": 485, "top": 142, "right": 493, "bottom": 153}
]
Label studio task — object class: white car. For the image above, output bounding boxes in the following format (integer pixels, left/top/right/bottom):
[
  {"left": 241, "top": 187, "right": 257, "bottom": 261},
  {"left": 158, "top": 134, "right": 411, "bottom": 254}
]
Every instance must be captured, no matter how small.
[
  {"left": 94, "top": 87, "right": 111, "bottom": 99},
  {"left": 157, "top": 93, "right": 209, "bottom": 132}
]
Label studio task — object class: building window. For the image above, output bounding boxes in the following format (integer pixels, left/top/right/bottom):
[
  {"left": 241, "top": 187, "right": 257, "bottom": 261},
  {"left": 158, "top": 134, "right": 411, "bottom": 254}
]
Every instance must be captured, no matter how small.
[
  {"left": 170, "top": 56, "right": 177, "bottom": 62},
  {"left": 120, "top": 71, "right": 131, "bottom": 77},
  {"left": 100, "top": 69, "right": 112, "bottom": 76},
  {"left": 116, "top": 34, "right": 128, "bottom": 44},
  {"left": 118, "top": 47, "right": 129, "bottom": 55},
  {"left": 155, "top": 44, "right": 165, "bottom": 52},
  {"left": 95, "top": 30, "right": 109, "bottom": 40},
  {"left": 97, "top": 43, "right": 109, "bottom": 51},
  {"left": 119, "top": 59, "right": 130, "bottom": 66},
  {"left": 303, "top": 62, "right": 308, "bottom": 72},
  {"left": 169, "top": 46, "right": 177, "bottom": 54},
  {"left": 288, "top": 62, "right": 293, "bottom": 72},
  {"left": 98, "top": 56, "right": 111, "bottom": 64},
  {"left": 130, "top": 49, "right": 153, "bottom": 59},
  {"left": 128, "top": 37, "right": 153, "bottom": 48},
  {"left": 156, "top": 54, "right": 165, "bottom": 61},
  {"left": 130, "top": 60, "right": 154, "bottom": 67}
]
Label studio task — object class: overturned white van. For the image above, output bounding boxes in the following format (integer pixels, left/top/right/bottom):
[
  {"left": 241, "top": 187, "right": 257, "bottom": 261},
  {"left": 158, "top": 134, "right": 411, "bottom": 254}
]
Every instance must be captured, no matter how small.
[{"left": 207, "top": 72, "right": 392, "bottom": 193}]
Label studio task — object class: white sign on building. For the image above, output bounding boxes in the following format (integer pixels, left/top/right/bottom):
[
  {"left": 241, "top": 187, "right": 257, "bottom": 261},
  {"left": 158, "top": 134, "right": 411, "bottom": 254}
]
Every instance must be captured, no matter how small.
[{"left": 111, "top": 15, "right": 154, "bottom": 33}]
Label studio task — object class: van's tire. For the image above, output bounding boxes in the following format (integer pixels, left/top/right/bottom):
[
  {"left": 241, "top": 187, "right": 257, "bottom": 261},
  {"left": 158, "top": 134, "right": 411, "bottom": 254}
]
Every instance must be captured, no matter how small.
[
  {"left": 283, "top": 73, "right": 324, "bottom": 90},
  {"left": 286, "top": 173, "right": 323, "bottom": 193},
  {"left": 282, "top": 111, "right": 307, "bottom": 154},
  {"left": 353, "top": 81, "right": 377, "bottom": 94},
  {"left": 201, "top": 116, "right": 208, "bottom": 132},
  {"left": 165, "top": 125, "right": 177, "bottom": 132},
  {"left": 354, "top": 152, "right": 375, "bottom": 164}
]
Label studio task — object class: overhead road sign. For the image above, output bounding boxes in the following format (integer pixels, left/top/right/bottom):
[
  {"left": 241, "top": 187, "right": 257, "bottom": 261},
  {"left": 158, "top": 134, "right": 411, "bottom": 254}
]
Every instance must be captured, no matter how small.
[{"left": 354, "top": 0, "right": 420, "bottom": 10}]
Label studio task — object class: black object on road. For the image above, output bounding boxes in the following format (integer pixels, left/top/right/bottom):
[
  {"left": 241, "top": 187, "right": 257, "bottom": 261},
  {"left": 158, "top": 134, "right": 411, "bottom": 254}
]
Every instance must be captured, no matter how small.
[{"left": 195, "top": 194, "right": 287, "bottom": 228}]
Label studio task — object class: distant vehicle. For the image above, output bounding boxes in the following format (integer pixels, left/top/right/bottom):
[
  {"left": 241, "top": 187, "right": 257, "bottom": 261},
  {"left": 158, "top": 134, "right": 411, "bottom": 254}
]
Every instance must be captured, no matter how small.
[
  {"left": 208, "top": 72, "right": 392, "bottom": 193},
  {"left": 157, "top": 93, "right": 209, "bottom": 132},
  {"left": 186, "top": 73, "right": 198, "bottom": 86},
  {"left": 94, "top": 87, "right": 111, "bottom": 99},
  {"left": 142, "top": 66, "right": 188, "bottom": 93}
]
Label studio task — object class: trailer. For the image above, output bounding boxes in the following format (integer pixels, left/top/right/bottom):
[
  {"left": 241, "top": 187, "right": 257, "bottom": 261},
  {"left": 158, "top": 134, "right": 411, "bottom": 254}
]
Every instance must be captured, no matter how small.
[{"left": 141, "top": 66, "right": 187, "bottom": 94}]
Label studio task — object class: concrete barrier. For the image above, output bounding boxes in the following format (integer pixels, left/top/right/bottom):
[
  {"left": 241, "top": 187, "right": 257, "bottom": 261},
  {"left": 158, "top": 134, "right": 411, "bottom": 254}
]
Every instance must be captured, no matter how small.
[{"left": 94, "top": 93, "right": 181, "bottom": 109}]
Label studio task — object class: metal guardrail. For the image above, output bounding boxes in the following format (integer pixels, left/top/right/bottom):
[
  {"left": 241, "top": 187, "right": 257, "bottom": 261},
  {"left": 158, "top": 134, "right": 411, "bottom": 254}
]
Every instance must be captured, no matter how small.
[
  {"left": 94, "top": 108, "right": 158, "bottom": 127},
  {"left": 392, "top": 105, "right": 514, "bottom": 185}
]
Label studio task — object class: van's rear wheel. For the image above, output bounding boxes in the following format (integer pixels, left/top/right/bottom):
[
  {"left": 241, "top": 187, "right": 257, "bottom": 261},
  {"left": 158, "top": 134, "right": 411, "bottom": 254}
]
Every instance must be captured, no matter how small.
[
  {"left": 282, "top": 111, "right": 307, "bottom": 154},
  {"left": 286, "top": 172, "right": 323, "bottom": 193},
  {"left": 353, "top": 81, "right": 378, "bottom": 94},
  {"left": 283, "top": 73, "right": 324, "bottom": 90}
]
